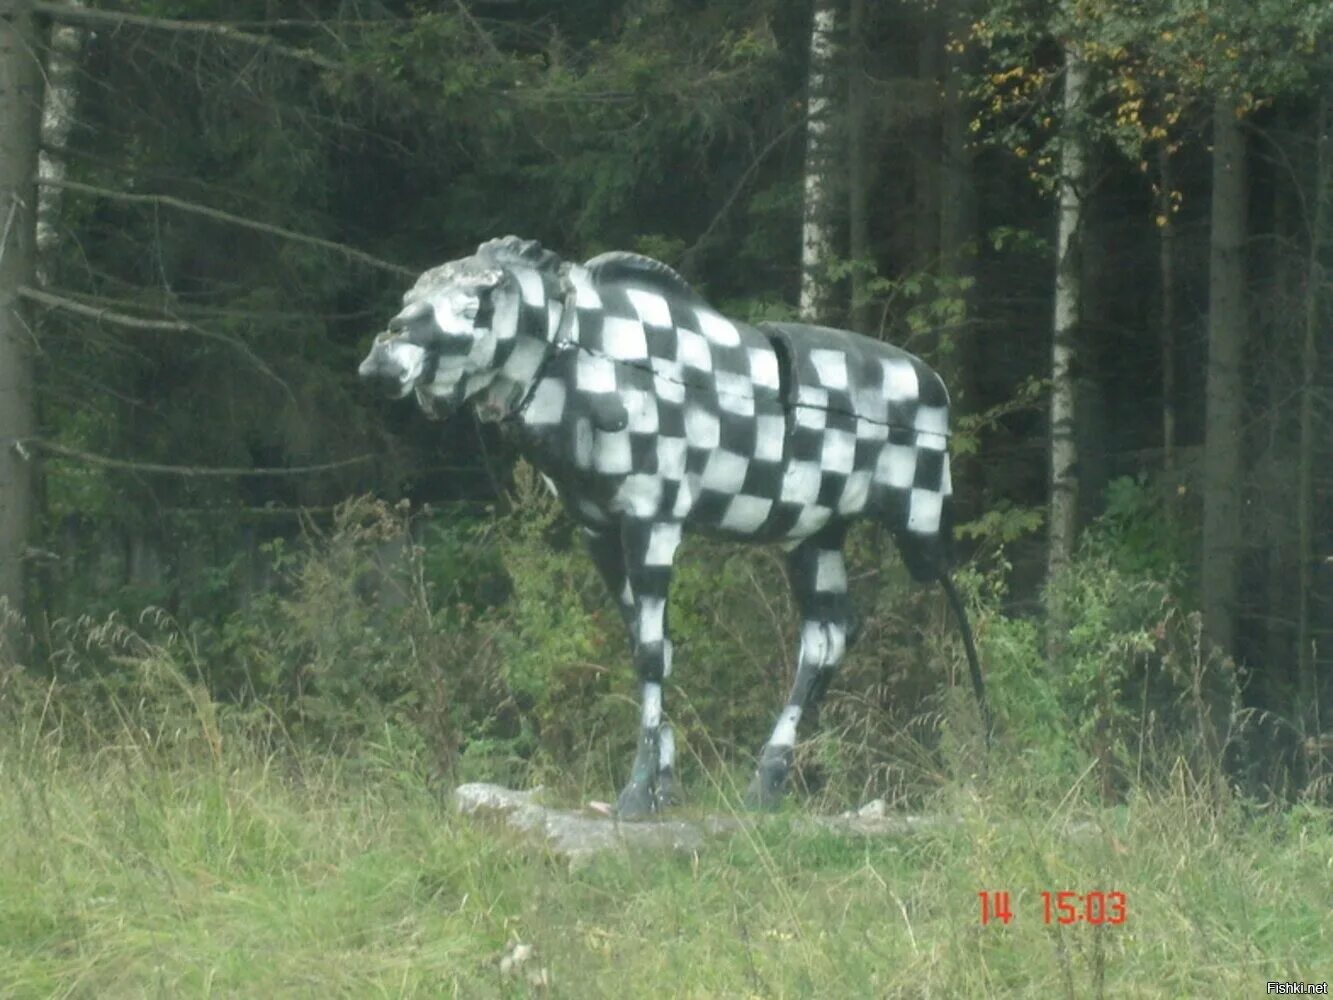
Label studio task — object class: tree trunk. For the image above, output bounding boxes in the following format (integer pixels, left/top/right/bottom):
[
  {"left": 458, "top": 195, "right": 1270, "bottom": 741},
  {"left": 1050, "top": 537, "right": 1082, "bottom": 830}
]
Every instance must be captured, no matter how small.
[
  {"left": 1202, "top": 95, "right": 1247, "bottom": 660},
  {"left": 846, "top": 0, "right": 870, "bottom": 332},
  {"left": 799, "top": 0, "right": 841, "bottom": 325},
  {"left": 0, "top": 1, "right": 43, "bottom": 631},
  {"left": 1296, "top": 91, "right": 1327, "bottom": 733},
  {"left": 1047, "top": 49, "right": 1087, "bottom": 595},
  {"left": 36, "top": 0, "right": 84, "bottom": 286},
  {"left": 1158, "top": 146, "right": 1177, "bottom": 483}
]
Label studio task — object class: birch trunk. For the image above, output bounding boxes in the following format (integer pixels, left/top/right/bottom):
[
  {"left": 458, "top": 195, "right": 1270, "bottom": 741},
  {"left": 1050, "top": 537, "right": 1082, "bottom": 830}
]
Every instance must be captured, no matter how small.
[
  {"left": 1202, "top": 96, "right": 1247, "bottom": 659},
  {"left": 0, "top": 1, "right": 43, "bottom": 627},
  {"left": 36, "top": 0, "right": 84, "bottom": 286},
  {"left": 847, "top": 0, "right": 870, "bottom": 332},
  {"left": 1047, "top": 49, "right": 1087, "bottom": 590},
  {"left": 799, "top": 0, "right": 841, "bottom": 324},
  {"left": 1158, "top": 147, "right": 1177, "bottom": 482}
]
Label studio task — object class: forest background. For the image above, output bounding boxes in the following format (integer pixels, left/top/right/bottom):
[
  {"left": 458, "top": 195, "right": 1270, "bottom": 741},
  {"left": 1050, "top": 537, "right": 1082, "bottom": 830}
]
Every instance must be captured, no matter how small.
[
  {"left": 1, "top": 1, "right": 1332, "bottom": 994},
  {"left": 2, "top": 0, "right": 1328, "bottom": 794}
]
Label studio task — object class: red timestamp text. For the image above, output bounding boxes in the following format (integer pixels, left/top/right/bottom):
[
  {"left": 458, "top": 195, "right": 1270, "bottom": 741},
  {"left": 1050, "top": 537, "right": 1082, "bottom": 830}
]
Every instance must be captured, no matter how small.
[{"left": 978, "top": 890, "right": 1128, "bottom": 926}]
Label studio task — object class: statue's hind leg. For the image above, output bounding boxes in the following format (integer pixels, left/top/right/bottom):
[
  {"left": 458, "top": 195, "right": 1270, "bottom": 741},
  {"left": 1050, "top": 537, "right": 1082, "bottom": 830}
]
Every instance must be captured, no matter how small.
[{"left": 746, "top": 524, "right": 853, "bottom": 809}]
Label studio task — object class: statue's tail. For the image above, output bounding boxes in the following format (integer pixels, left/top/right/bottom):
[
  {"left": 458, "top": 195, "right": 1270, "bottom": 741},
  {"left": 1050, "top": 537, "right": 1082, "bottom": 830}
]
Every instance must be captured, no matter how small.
[
  {"left": 892, "top": 501, "right": 991, "bottom": 741},
  {"left": 938, "top": 571, "right": 992, "bottom": 744}
]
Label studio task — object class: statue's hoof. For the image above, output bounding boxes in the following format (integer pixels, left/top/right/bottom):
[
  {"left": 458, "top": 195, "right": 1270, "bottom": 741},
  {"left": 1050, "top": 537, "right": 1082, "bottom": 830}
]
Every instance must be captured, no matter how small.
[
  {"left": 743, "top": 768, "right": 787, "bottom": 811},
  {"left": 616, "top": 781, "right": 658, "bottom": 820},
  {"left": 656, "top": 771, "right": 680, "bottom": 809}
]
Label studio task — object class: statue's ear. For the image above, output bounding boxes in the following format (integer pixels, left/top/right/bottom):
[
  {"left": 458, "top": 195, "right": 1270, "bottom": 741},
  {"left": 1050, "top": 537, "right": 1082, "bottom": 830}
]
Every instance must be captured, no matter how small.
[{"left": 460, "top": 269, "right": 505, "bottom": 322}]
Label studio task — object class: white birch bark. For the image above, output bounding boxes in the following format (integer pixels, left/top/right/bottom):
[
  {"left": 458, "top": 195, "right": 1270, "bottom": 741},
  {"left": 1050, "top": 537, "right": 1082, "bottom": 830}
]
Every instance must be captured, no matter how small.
[
  {"left": 1047, "top": 48, "right": 1087, "bottom": 587},
  {"left": 799, "top": 0, "right": 840, "bottom": 324},
  {"left": 36, "top": 1, "right": 85, "bottom": 286}
]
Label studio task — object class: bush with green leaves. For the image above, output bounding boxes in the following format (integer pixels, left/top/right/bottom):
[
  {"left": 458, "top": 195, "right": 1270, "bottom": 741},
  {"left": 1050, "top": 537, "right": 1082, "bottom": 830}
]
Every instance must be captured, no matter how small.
[{"left": 983, "top": 476, "right": 1244, "bottom": 800}]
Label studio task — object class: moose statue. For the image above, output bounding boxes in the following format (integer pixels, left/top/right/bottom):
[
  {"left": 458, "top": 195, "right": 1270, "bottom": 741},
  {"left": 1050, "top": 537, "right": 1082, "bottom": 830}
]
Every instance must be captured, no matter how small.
[{"left": 359, "top": 236, "right": 987, "bottom": 818}]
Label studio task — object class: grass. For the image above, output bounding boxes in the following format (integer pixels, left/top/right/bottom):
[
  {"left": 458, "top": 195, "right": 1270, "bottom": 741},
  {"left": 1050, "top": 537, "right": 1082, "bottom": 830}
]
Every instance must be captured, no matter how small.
[{"left": 1, "top": 691, "right": 1330, "bottom": 999}]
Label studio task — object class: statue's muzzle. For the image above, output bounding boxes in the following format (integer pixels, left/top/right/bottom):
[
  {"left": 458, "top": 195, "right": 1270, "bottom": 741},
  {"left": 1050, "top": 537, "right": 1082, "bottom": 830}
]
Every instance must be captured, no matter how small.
[{"left": 357, "top": 336, "right": 422, "bottom": 397}]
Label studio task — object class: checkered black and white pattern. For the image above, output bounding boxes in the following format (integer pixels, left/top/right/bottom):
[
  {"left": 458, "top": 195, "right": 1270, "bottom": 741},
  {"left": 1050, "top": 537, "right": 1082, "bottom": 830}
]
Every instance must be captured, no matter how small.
[{"left": 358, "top": 236, "right": 985, "bottom": 817}]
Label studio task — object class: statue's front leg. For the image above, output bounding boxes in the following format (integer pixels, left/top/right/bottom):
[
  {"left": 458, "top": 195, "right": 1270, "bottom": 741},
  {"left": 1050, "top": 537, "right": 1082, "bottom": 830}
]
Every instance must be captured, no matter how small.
[{"left": 614, "top": 519, "right": 682, "bottom": 819}]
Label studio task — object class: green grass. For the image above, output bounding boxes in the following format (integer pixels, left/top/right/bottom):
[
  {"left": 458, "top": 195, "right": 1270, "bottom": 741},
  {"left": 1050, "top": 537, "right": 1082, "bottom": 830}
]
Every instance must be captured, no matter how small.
[{"left": 1, "top": 710, "right": 1330, "bottom": 999}]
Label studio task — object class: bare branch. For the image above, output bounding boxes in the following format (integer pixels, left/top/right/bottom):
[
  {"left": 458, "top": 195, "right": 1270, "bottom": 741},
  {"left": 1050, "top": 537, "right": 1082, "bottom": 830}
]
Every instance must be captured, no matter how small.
[
  {"left": 32, "top": 1, "right": 344, "bottom": 72},
  {"left": 20, "top": 284, "right": 191, "bottom": 332},
  {"left": 35, "top": 178, "right": 415, "bottom": 277},
  {"left": 19, "top": 285, "right": 292, "bottom": 397},
  {"left": 19, "top": 438, "right": 373, "bottom": 478}
]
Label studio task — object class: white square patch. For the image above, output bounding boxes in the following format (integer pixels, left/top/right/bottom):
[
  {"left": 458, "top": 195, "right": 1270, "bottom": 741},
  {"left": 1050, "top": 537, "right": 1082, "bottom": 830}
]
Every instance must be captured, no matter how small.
[
  {"left": 794, "top": 405, "right": 827, "bottom": 431},
  {"left": 883, "top": 359, "right": 919, "bottom": 401},
  {"left": 624, "top": 389, "right": 659, "bottom": 434},
  {"left": 856, "top": 416, "right": 889, "bottom": 442},
  {"left": 814, "top": 550, "right": 847, "bottom": 592},
  {"left": 875, "top": 444, "right": 917, "bottom": 489},
  {"left": 594, "top": 429, "right": 632, "bottom": 474},
  {"left": 837, "top": 469, "right": 872, "bottom": 514},
  {"left": 907, "top": 488, "right": 943, "bottom": 533},
  {"left": 684, "top": 406, "right": 720, "bottom": 449},
  {"left": 809, "top": 348, "right": 848, "bottom": 389},
  {"left": 754, "top": 413, "right": 786, "bottom": 462},
  {"left": 797, "top": 384, "right": 828, "bottom": 408},
  {"left": 626, "top": 287, "right": 673, "bottom": 328},
  {"left": 514, "top": 267, "right": 545, "bottom": 306},
  {"left": 720, "top": 495, "right": 772, "bottom": 533},
  {"left": 524, "top": 379, "right": 566, "bottom": 425},
  {"left": 748, "top": 347, "right": 781, "bottom": 391},
  {"left": 645, "top": 521, "right": 682, "bottom": 565},
  {"left": 676, "top": 328, "right": 713, "bottom": 372},
  {"left": 702, "top": 449, "right": 749, "bottom": 494},
  {"left": 695, "top": 308, "right": 742, "bottom": 346},
  {"left": 713, "top": 369, "right": 753, "bottom": 402},
  {"left": 600, "top": 315, "right": 649, "bottom": 360},
  {"left": 567, "top": 264, "right": 602, "bottom": 310},
  {"left": 614, "top": 475, "right": 663, "bottom": 519},
  {"left": 820, "top": 429, "right": 856, "bottom": 475},
  {"left": 717, "top": 390, "right": 755, "bottom": 418},
  {"left": 780, "top": 461, "right": 822, "bottom": 504},
  {"left": 653, "top": 373, "right": 686, "bottom": 404},
  {"left": 672, "top": 475, "right": 697, "bottom": 518},
  {"left": 656, "top": 436, "right": 687, "bottom": 478},
  {"left": 790, "top": 505, "right": 832, "bottom": 537},
  {"left": 915, "top": 406, "right": 948, "bottom": 437},
  {"left": 576, "top": 353, "right": 617, "bottom": 394}
]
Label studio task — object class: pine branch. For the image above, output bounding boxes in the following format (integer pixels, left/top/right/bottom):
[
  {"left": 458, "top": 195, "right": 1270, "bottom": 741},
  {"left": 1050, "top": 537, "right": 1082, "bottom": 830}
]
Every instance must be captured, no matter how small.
[
  {"left": 31, "top": 1, "right": 344, "bottom": 72},
  {"left": 34, "top": 178, "right": 415, "bottom": 277}
]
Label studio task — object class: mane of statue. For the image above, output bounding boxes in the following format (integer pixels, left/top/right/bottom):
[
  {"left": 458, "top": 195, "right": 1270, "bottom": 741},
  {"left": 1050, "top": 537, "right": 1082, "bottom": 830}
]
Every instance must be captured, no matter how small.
[
  {"left": 474, "top": 235, "right": 564, "bottom": 275},
  {"left": 583, "top": 250, "right": 703, "bottom": 305}
]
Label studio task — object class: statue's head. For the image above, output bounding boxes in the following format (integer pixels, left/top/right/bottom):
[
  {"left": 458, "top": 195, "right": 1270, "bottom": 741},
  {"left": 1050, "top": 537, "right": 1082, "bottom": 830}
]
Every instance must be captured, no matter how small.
[{"left": 358, "top": 237, "right": 560, "bottom": 417}]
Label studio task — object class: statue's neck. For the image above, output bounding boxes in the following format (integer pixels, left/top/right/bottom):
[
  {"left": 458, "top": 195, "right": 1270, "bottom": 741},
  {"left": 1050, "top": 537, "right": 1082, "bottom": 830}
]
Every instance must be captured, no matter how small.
[{"left": 474, "top": 267, "right": 569, "bottom": 422}]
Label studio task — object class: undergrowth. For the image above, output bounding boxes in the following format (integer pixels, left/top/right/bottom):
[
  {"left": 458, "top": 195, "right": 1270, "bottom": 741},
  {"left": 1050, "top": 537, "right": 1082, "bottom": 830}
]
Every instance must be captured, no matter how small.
[{"left": 1, "top": 472, "right": 1329, "bottom": 994}]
